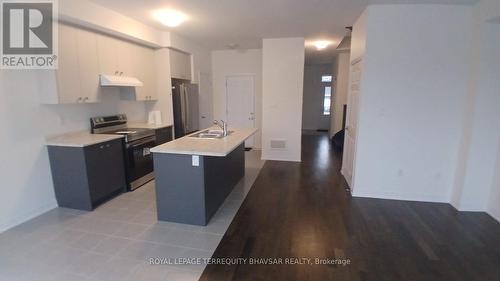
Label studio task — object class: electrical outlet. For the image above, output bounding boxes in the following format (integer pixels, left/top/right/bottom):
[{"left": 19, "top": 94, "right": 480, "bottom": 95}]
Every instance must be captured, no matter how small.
[{"left": 192, "top": 155, "right": 200, "bottom": 166}]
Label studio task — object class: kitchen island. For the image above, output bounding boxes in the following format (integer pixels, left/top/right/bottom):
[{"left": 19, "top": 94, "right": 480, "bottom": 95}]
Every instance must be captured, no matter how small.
[{"left": 150, "top": 127, "right": 257, "bottom": 225}]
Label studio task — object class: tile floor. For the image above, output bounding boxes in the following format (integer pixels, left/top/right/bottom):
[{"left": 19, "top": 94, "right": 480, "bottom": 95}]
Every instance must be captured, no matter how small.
[{"left": 0, "top": 150, "right": 265, "bottom": 281}]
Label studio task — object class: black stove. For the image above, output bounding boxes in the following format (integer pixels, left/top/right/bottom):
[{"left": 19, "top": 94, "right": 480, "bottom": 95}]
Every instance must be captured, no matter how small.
[
  {"left": 90, "top": 114, "right": 156, "bottom": 190},
  {"left": 90, "top": 114, "right": 155, "bottom": 143},
  {"left": 103, "top": 128, "right": 155, "bottom": 143}
]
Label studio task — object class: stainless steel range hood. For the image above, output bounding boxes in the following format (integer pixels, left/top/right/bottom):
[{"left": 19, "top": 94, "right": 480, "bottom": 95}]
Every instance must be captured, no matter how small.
[{"left": 100, "top": 74, "right": 143, "bottom": 87}]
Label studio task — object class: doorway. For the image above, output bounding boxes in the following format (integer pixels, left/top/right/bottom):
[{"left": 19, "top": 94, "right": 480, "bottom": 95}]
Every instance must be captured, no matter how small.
[
  {"left": 225, "top": 75, "right": 256, "bottom": 148},
  {"left": 301, "top": 64, "right": 334, "bottom": 134}
]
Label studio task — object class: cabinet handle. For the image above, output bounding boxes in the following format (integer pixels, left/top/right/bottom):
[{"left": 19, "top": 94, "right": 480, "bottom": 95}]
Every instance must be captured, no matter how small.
[
  {"left": 106, "top": 144, "right": 110, "bottom": 148},
  {"left": 114, "top": 71, "right": 119, "bottom": 75},
  {"left": 100, "top": 145, "right": 104, "bottom": 149}
]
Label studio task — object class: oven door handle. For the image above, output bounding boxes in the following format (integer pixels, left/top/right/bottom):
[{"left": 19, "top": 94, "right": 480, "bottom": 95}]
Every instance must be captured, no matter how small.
[{"left": 126, "top": 136, "right": 156, "bottom": 148}]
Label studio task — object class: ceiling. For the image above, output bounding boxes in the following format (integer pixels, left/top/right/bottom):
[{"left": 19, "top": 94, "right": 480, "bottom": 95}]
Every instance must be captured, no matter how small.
[{"left": 90, "top": 0, "right": 478, "bottom": 63}]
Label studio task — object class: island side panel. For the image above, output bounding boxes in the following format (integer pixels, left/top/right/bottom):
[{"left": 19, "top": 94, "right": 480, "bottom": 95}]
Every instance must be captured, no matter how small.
[
  {"left": 204, "top": 143, "right": 245, "bottom": 222},
  {"left": 153, "top": 153, "right": 207, "bottom": 225}
]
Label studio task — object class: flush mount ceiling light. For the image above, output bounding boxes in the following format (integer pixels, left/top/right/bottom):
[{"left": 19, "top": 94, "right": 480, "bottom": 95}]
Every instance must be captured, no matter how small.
[
  {"left": 313, "top": 40, "right": 331, "bottom": 50},
  {"left": 153, "top": 9, "right": 188, "bottom": 27}
]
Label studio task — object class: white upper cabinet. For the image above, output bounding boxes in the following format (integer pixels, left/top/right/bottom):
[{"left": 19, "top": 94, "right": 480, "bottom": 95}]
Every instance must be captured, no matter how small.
[
  {"left": 39, "top": 24, "right": 100, "bottom": 104},
  {"left": 55, "top": 24, "right": 81, "bottom": 103},
  {"left": 96, "top": 34, "right": 117, "bottom": 75},
  {"left": 127, "top": 44, "right": 157, "bottom": 101},
  {"left": 76, "top": 28, "right": 100, "bottom": 103},
  {"left": 117, "top": 43, "right": 134, "bottom": 76},
  {"left": 169, "top": 49, "right": 192, "bottom": 81},
  {"left": 96, "top": 34, "right": 135, "bottom": 76},
  {"left": 39, "top": 24, "right": 158, "bottom": 104}
]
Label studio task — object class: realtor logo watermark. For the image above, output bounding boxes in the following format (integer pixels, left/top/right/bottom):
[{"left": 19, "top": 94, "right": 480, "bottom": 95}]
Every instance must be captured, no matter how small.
[{"left": 1, "top": 0, "right": 58, "bottom": 69}]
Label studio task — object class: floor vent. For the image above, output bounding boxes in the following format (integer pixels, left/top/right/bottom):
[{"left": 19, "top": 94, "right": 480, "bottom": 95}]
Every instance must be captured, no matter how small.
[{"left": 270, "top": 139, "right": 286, "bottom": 150}]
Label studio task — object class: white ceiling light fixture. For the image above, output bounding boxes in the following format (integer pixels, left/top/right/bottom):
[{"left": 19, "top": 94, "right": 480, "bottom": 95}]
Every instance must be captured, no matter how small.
[
  {"left": 313, "top": 40, "right": 331, "bottom": 50},
  {"left": 152, "top": 9, "right": 189, "bottom": 27}
]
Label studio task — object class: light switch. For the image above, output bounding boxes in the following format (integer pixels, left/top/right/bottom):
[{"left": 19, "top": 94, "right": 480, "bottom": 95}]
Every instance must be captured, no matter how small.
[{"left": 192, "top": 155, "right": 200, "bottom": 166}]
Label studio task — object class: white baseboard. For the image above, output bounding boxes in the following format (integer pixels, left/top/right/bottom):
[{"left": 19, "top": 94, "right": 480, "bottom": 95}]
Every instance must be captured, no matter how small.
[
  {"left": 0, "top": 200, "right": 58, "bottom": 233},
  {"left": 352, "top": 189, "right": 448, "bottom": 203},
  {"left": 352, "top": 190, "right": 500, "bottom": 223},
  {"left": 454, "top": 205, "right": 487, "bottom": 212},
  {"left": 487, "top": 210, "right": 500, "bottom": 223},
  {"left": 261, "top": 155, "right": 301, "bottom": 162}
]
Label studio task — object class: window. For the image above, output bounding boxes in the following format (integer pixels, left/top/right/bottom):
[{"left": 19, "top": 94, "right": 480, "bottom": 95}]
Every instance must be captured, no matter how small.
[
  {"left": 321, "top": 75, "right": 332, "bottom": 82},
  {"left": 321, "top": 74, "right": 333, "bottom": 115},
  {"left": 323, "top": 86, "right": 331, "bottom": 115}
]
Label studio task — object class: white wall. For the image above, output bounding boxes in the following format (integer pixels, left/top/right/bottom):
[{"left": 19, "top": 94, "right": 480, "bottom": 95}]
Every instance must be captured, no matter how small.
[
  {"left": 211, "top": 49, "right": 263, "bottom": 148},
  {"left": 0, "top": 71, "right": 147, "bottom": 232},
  {"left": 59, "top": 0, "right": 164, "bottom": 47},
  {"left": 302, "top": 64, "right": 332, "bottom": 131},
  {"left": 450, "top": 1, "right": 500, "bottom": 216},
  {"left": 452, "top": 23, "right": 500, "bottom": 211},
  {"left": 351, "top": 5, "right": 474, "bottom": 202},
  {"left": 330, "top": 52, "right": 350, "bottom": 136},
  {"left": 262, "top": 38, "right": 305, "bottom": 162},
  {"left": 483, "top": 22, "right": 500, "bottom": 221},
  {"left": 488, "top": 141, "right": 500, "bottom": 221},
  {"left": 350, "top": 9, "right": 367, "bottom": 64}
]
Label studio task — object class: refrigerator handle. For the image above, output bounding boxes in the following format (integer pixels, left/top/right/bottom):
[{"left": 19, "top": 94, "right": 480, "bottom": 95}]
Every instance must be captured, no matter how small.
[
  {"left": 184, "top": 86, "right": 190, "bottom": 133},
  {"left": 179, "top": 84, "right": 187, "bottom": 134}
]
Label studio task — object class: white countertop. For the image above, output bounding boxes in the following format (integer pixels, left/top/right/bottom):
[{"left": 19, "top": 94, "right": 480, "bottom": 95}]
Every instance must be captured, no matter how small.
[
  {"left": 127, "top": 122, "right": 173, "bottom": 130},
  {"left": 46, "top": 131, "right": 124, "bottom": 148},
  {"left": 45, "top": 122, "right": 171, "bottom": 148},
  {"left": 150, "top": 127, "right": 258, "bottom": 156}
]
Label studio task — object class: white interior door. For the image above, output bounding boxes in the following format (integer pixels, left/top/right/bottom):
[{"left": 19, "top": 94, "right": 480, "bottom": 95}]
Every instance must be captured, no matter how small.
[
  {"left": 226, "top": 75, "right": 256, "bottom": 148},
  {"left": 342, "top": 59, "right": 362, "bottom": 188}
]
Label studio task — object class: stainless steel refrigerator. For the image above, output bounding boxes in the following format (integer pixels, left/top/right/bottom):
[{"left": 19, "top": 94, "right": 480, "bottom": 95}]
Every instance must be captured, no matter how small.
[{"left": 172, "top": 78, "right": 199, "bottom": 138}]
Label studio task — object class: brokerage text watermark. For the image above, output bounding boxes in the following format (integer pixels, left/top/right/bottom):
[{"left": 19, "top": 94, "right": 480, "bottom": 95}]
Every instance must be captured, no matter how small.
[{"left": 149, "top": 257, "right": 352, "bottom": 266}]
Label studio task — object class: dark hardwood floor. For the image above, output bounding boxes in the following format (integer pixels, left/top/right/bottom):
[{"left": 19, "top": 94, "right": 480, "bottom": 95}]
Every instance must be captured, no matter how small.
[{"left": 200, "top": 133, "right": 500, "bottom": 281}]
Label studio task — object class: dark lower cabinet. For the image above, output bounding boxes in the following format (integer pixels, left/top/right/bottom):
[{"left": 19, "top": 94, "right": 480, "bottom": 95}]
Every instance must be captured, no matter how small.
[
  {"left": 154, "top": 143, "right": 245, "bottom": 225},
  {"left": 155, "top": 126, "right": 173, "bottom": 145},
  {"left": 48, "top": 138, "right": 126, "bottom": 211}
]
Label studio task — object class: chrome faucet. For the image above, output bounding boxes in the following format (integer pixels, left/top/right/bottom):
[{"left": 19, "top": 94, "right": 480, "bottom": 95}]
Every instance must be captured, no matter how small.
[{"left": 213, "top": 120, "right": 228, "bottom": 136}]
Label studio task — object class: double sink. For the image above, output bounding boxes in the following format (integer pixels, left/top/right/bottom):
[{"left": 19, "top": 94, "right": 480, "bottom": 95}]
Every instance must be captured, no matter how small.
[{"left": 190, "top": 129, "right": 233, "bottom": 139}]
